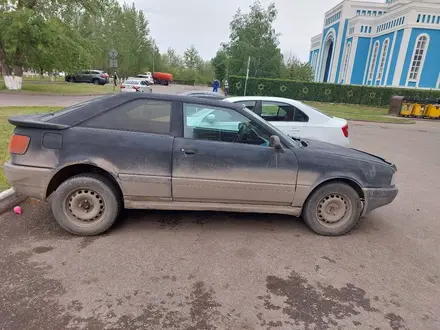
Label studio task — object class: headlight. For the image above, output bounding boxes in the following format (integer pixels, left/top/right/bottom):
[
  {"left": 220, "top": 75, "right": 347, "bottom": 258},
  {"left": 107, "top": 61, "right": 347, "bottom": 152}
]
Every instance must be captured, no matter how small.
[{"left": 390, "top": 173, "right": 396, "bottom": 186}]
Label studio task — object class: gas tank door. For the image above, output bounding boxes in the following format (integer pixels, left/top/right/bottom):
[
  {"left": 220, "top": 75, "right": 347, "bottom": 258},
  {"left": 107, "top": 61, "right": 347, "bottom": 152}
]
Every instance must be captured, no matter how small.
[{"left": 42, "top": 132, "right": 63, "bottom": 149}]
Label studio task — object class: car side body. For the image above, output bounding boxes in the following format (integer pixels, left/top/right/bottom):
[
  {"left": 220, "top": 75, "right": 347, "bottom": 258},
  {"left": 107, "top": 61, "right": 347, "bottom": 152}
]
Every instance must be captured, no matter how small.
[
  {"left": 224, "top": 96, "right": 350, "bottom": 147},
  {"left": 4, "top": 93, "right": 398, "bottom": 236}
]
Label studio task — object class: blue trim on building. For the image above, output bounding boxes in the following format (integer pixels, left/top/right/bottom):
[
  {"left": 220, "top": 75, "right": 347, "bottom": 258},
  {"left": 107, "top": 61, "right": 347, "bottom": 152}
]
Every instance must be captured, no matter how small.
[
  {"left": 351, "top": 37, "right": 371, "bottom": 85},
  {"left": 386, "top": 29, "right": 403, "bottom": 85},
  {"left": 370, "top": 32, "right": 394, "bottom": 85},
  {"left": 335, "top": 20, "right": 349, "bottom": 83}
]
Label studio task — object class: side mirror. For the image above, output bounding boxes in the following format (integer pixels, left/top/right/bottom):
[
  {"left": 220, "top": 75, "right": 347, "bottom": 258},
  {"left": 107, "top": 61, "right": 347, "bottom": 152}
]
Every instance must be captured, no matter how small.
[
  {"left": 270, "top": 135, "right": 283, "bottom": 151},
  {"left": 206, "top": 113, "right": 216, "bottom": 123}
]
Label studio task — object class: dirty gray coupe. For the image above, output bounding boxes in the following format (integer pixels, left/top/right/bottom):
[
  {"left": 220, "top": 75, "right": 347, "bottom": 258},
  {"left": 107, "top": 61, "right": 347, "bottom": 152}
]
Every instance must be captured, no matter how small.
[{"left": 4, "top": 93, "right": 398, "bottom": 236}]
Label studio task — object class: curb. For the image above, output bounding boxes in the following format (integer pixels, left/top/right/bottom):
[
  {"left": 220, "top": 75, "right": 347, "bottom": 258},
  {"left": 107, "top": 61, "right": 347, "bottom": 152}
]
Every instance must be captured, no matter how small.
[{"left": 0, "top": 188, "right": 27, "bottom": 214}]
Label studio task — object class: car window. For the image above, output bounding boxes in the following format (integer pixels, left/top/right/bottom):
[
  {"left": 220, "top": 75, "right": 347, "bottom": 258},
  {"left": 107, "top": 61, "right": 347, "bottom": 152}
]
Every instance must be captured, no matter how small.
[
  {"left": 261, "top": 101, "right": 309, "bottom": 122},
  {"left": 235, "top": 100, "right": 257, "bottom": 112},
  {"left": 91, "top": 70, "right": 100, "bottom": 74},
  {"left": 183, "top": 103, "right": 271, "bottom": 146},
  {"left": 82, "top": 70, "right": 90, "bottom": 74},
  {"left": 293, "top": 108, "right": 309, "bottom": 122},
  {"left": 80, "top": 99, "right": 172, "bottom": 134}
]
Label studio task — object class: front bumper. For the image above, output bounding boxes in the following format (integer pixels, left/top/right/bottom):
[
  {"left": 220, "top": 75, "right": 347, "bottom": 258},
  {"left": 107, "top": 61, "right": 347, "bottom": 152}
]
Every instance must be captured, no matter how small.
[
  {"left": 3, "top": 161, "right": 53, "bottom": 201},
  {"left": 361, "top": 186, "right": 398, "bottom": 216}
]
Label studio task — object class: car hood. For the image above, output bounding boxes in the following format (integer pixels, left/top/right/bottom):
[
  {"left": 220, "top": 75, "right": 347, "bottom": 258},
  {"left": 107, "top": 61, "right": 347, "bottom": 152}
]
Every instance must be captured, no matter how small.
[{"left": 299, "top": 138, "right": 396, "bottom": 169}]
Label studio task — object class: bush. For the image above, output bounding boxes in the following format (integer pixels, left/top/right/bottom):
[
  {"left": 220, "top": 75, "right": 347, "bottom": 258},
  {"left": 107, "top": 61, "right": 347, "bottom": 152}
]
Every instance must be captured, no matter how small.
[{"left": 229, "top": 76, "right": 440, "bottom": 107}]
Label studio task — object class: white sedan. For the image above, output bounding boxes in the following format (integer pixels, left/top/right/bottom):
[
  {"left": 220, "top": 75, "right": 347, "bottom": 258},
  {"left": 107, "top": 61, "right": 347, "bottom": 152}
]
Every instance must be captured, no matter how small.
[
  {"left": 224, "top": 96, "right": 350, "bottom": 147},
  {"left": 120, "top": 79, "right": 152, "bottom": 93}
]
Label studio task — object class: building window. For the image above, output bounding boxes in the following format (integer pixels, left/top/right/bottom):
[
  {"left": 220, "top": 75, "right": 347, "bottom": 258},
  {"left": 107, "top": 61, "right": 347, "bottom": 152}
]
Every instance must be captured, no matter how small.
[
  {"left": 379, "top": 11, "right": 382, "bottom": 15},
  {"left": 432, "top": 16, "right": 436, "bottom": 24},
  {"left": 369, "top": 26, "right": 372, "bottom": 33},
  {"left": 362, "top": 10, "right": 366, "bottom": 15},
  {"left": 427, "top": 15, "right": 431, "bottom": 23},
  {"left": 417, "top": 14, "right": 421, "bottom": 23},
  {"left": 367, "top": 10, "right": 371, "bottom": 16},
  {"left": 408, "top": 35, "right": 429, "bottom": 81},
  {"left": 368, "top": 41, "right": 380, "bottom": 81},
  {"left": 356, "top": 10, "right": 360, "bottom": 15},
  {"left": 422, "top": 14, "right": 426, "bottom": 23},
  {"left": 376, "top": 39, "right": 389, "bottom": 81},
  {"left": 340, "top": 42, "right": 352, "bottom": 83},
  {"left": 361, "top": 26, "right": 364, "bottom": 33},
  {"left": 373, "top": 11, "right": 377, "bottom": 16},
  {"left": 437, "top": 16, "right": 440, "bottom": 24}
]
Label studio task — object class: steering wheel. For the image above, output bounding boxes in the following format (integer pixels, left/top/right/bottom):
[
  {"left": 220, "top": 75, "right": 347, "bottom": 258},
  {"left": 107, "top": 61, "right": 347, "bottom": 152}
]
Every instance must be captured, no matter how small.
[{"left": 234, "top": 122, "right": 249, "bottom": 143}]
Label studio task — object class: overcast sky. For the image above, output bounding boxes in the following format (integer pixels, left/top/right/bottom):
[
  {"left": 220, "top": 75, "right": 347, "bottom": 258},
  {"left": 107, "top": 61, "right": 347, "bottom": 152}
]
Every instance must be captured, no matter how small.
[{"left": 127, "top": 0, "right": 384, "bottom": 62}]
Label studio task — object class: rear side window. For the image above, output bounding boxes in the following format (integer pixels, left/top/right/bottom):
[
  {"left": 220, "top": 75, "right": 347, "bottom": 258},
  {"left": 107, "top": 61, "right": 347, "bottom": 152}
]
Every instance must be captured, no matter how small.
[{"left": 80, "top": 100, "right": 172, "bottom": 134}]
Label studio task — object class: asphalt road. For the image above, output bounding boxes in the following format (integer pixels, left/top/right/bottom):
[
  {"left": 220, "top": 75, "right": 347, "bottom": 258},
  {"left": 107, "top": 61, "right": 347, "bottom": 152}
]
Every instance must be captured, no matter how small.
[
  {"left": 0, "top": 84, "right": 210, "bottom": 107},
  {"left": 1, "top": 91, "right": 440, "bottom": 329}
]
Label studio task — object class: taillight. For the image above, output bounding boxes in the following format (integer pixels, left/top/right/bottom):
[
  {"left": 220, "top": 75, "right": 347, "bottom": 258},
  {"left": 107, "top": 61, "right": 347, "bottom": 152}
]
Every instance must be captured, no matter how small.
[
  {"left": 120, "top": 85, "right": 125, "bottom": 89},
  {"left": 342, "top": 124, "right": 349, "bottom": 138},
  {"left": 9, "top": 134, "right": 30, "bottom": 155}
]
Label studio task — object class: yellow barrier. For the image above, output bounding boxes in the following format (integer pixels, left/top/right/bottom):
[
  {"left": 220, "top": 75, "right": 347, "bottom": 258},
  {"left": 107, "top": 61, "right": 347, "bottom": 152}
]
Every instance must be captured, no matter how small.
[
  {"left": 411, "top": 103, "right": 424, "bottom": 117},
  {"left": 400, "top": 103, "right": 413, "bottom": 116},
  {"left": 424, "top": 104, "right": 440, "bottom": 119}
]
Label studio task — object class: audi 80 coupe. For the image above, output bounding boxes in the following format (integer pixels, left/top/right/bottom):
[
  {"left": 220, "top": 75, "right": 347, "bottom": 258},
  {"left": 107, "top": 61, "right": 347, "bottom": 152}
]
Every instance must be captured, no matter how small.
[{"left": 4, "top": 93, "right": 398, "bottom": 236}]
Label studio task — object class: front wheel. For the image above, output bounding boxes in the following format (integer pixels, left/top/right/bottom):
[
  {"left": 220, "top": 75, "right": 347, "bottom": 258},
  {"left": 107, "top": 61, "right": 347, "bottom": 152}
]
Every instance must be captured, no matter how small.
[
  {"left": 302, "top": 182, "right": 362, "bottom": 236},
  {"left": 51, "top": 174, "right": 121, "bottom": 236}
]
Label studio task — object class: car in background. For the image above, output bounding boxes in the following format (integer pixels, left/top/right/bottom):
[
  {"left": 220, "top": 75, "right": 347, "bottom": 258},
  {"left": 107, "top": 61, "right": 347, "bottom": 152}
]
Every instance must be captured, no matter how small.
[
  {"left": 224, "top": 96, "right": 350, "bottom": 147},
  {"left": 180, "top": 90, "right": 225, "bottom": 100},
  {"left": 136, "top": 72, "right": 154, "bottom": 84},
  {"left": 65, "top": 70, "right": 109, "bottom": 85},
  {"left": 5, "top": 93, "right": 398, "bottom": 237},
  {"left": 153, "top": 72, "right": 173, "bottom": 85},
  {"left": 120, "top": 79, "right": 152, "bottom": 93}
]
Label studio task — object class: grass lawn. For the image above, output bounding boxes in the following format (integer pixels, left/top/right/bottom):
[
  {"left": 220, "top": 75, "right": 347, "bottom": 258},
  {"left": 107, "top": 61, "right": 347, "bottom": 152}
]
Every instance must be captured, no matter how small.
[
  {"left": 304, "top": 102, "right": 414, "bottom": 124},
  {"left": 0, "top": 107, "right": 62, "bottom": 190},
  {"left": 0, "top": 81, "right": 116, "bottom": 95}
]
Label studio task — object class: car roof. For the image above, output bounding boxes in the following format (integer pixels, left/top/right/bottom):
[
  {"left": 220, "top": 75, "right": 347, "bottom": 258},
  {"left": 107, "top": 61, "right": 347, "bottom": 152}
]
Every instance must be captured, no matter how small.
[{"left": 47, "top": 93, "right": 244, "bottom": 126}]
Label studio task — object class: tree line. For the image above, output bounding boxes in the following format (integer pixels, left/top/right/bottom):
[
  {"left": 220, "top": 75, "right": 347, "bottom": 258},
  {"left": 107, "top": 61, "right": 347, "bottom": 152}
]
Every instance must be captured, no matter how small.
[{"left": 0, "top": 0, "right": 312, "bottom": 89}]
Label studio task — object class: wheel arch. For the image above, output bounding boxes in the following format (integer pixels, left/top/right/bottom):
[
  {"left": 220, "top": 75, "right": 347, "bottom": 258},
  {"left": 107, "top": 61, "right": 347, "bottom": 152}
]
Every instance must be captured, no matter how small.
[
  {"left": 305, "top": 177, "right": 364, "bottom": 203},
  {"left": 46, "top": 163, "right": 123, "bottom": 201}
]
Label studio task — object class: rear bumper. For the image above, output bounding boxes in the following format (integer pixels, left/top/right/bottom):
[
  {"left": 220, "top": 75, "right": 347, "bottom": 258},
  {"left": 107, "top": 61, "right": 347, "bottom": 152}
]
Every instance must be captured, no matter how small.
[
  {"left": 361, "top": 186, "right": 398, "bottom": 216},
  {"left": 3, "top": 161, "right": 52, "bottom": 201}
]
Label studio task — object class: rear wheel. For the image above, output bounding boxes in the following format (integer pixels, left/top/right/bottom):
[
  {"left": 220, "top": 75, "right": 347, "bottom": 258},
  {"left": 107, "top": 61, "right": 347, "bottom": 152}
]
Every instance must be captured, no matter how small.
[
  {"left": 302, "top": 182, "right": 362, "bottom": 236},
  {"left": 92, "top": 78, "right": 99, "bottom": 85},
  {"left": 51, "top": 174, "right": 121, "bottom": 236}
]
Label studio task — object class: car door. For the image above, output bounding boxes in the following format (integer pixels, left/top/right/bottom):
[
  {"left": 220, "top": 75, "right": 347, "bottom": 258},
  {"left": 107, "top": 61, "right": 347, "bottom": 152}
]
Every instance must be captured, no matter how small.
[
  {"left": 172, "top": 103, "right": 298, "bottom": 206},
  {"left": 78, "top": 98, "right": 175, "bottom": 201},
  {"left": 79, "top": 70, "right": 90, "bottom": 82},
  {"left": 260, "top": 101, "right": 309, "bottom": 138}
]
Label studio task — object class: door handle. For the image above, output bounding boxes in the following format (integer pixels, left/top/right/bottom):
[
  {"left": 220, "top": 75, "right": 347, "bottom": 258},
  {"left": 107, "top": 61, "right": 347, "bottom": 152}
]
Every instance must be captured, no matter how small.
[{"left": 181, "top": 148, "right": 197, "bottom": 155}]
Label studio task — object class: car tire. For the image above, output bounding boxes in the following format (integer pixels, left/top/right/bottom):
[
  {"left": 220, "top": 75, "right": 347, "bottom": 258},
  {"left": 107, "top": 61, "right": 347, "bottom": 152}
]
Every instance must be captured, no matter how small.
[
  {"left": 92, "top": 79, "right": 99, "bottom": 85},
  {"left": 302, "top": 182, "right": 362, "bottom": 236},
  {"left": 51, "top": 174, "right": 121, "bottom": 236},
  {"left": 69, "top": 77, "right": 75, "bottom": 83}
]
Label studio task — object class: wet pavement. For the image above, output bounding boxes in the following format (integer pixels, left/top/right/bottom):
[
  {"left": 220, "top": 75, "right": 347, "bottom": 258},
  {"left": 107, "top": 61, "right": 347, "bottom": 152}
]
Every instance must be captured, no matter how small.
[{"left": 1, "top": 107, "right": 440, "bottom": 329}]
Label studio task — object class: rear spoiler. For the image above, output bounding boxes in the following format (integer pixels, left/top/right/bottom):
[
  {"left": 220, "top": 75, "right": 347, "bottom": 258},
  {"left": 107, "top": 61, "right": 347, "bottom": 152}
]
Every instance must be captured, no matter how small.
[{"left": 8, "top": 114, "right": 69, "bottom": 130}]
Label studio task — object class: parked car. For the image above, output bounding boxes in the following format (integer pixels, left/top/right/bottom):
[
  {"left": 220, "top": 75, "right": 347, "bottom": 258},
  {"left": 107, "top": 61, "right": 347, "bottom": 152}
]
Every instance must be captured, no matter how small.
[
  {"left": 224, "top": 96, "right": 350, "bottom": 147},
  {"left": 4, "top": 93, "right": 398, "bottom": 236},
  {"left": 120, "top": 79, "right": 152, "bottom": 93},
  {"left": 136, "top": 72, "right": 154, "bottom": 84},
  {"left": 180, "top": 90, "right": 226, "bottom": 100},
  {"left": 65, "top": 70, "right": 109, "bottom": 85}
]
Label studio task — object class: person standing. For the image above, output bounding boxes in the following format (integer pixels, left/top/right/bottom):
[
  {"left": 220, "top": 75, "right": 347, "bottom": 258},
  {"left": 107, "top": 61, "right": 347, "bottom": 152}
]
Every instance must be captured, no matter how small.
[
  {"left": 212, "top": 79, "right": 219, "bottom": 93},
  {"left": 224, "top": 79, "right": 229, "bottom": 96}
]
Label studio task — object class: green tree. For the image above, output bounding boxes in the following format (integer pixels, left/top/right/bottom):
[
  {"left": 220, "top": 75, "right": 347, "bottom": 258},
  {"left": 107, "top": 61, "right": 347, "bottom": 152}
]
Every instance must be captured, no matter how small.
[
  {"left": 211, "top": 48, "right": 228, "bottom": 81},
  {"left": 281, "top": 52, "right": 314, "bottom": 82},
  {"left": 183, "top": 45, "right": 202, "bottom": 70},
  {"left": 225, "top": 1, "right": 283, "bottom": 78}
]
